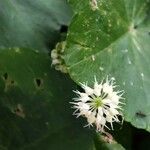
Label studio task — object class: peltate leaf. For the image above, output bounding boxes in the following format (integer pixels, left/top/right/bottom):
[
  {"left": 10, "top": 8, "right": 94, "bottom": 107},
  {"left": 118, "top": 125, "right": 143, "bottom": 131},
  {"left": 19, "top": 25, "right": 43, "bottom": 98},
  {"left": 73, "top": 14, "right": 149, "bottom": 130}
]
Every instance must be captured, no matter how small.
[{"left": 64, "top": 0, "right": 150, "bottom": 131}]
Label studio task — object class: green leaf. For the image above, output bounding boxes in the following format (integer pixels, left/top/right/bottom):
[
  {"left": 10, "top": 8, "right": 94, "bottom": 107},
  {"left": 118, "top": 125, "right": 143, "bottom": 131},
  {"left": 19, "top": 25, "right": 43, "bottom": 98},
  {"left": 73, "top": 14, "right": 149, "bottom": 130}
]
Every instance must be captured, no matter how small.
[
  {"left": 111, "top": 122, "right": 133, "bottom": 150},
  {"left": 64, "top": 0, "right": 150, "bottom": 131},
  {"left": 0, "top": 0, "right": 72, "bottom": 51},
  {"left": 0, "top": 48, "right": 94, "bottom": 150},
  {"left": 94, "top": 133, "right": 125, "bottom": 150}
]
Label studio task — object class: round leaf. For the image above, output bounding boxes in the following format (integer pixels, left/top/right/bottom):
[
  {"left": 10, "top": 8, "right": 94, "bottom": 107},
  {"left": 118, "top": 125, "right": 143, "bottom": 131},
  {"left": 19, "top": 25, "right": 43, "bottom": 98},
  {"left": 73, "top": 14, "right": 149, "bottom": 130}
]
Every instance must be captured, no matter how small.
[{"left": 64, "top": 0, "right": 150, "bottom": 131}]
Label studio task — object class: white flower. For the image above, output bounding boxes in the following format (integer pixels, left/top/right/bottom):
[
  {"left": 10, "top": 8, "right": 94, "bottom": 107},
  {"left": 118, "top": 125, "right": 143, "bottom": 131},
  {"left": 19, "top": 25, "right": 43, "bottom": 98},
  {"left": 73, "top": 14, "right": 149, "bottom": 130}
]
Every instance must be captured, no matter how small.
[{"left": 71, "top": 77, "right": 125, "bottom": 133}]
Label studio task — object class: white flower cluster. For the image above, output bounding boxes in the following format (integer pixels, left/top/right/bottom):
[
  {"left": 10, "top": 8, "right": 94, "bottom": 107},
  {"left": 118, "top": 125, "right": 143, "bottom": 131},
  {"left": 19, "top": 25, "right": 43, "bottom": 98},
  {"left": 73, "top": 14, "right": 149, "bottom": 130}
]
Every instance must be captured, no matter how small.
[
  {"left": 71, "top": 77, "right": 124, "bottom": 132},
  {"left": 51, "top": 41, "right": 68, "bottom": 73}
]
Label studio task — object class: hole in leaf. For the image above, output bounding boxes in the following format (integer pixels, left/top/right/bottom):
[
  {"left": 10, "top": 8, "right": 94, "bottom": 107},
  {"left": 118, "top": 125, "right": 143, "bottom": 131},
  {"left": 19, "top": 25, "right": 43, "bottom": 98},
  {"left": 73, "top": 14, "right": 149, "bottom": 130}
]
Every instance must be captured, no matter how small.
[
  {"left": 15, "top": 108, "right": 20, "bottom": 113},
  {"left": 3, "top": 73, "right": 8, "bottom": 80},
  {"left": 34, "top": 78, "right": 43, "bottom": 89},
  {"left": 36, "top": 79, "right": 41, "bottom": 87}
]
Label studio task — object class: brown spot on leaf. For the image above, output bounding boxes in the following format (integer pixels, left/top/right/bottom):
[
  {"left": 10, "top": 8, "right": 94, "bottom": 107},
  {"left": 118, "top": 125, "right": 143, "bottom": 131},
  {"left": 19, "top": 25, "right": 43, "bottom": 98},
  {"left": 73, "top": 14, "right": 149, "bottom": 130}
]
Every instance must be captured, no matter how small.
[
  {"left": 2, "top": 73, "right": 17, "bottom": 92},
  {"left": 13, "top": 104, "right": 25, "bottom": 118}
]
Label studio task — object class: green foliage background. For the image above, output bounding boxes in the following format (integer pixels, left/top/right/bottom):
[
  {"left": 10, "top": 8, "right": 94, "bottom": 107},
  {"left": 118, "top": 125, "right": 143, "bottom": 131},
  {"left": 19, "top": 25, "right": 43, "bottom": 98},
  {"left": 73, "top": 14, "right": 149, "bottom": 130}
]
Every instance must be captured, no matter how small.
[{"left": 0, "top": 0, "right": 149, "bottom": 150}]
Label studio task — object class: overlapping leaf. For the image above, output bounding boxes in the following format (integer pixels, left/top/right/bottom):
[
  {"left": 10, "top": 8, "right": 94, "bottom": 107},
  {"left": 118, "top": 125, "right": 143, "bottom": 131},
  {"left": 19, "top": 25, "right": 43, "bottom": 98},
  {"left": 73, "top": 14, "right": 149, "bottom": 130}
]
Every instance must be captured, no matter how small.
[
  {"left": 0, "top": 48, "right": 94, "bottom": 150},
  {"left": 64, "top": 0, "right": 150, "bottom": 131},
  {"left": 0, "top": 0, "right": 72, "bottom": 51}
]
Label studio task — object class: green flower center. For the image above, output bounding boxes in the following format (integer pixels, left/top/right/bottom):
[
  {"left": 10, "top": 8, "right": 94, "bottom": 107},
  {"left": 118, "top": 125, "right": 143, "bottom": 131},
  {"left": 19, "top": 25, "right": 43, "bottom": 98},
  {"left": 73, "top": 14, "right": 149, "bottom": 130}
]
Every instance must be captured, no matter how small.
[{"left": 92, "top": 97, "right": 103, "bottom": 108}]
